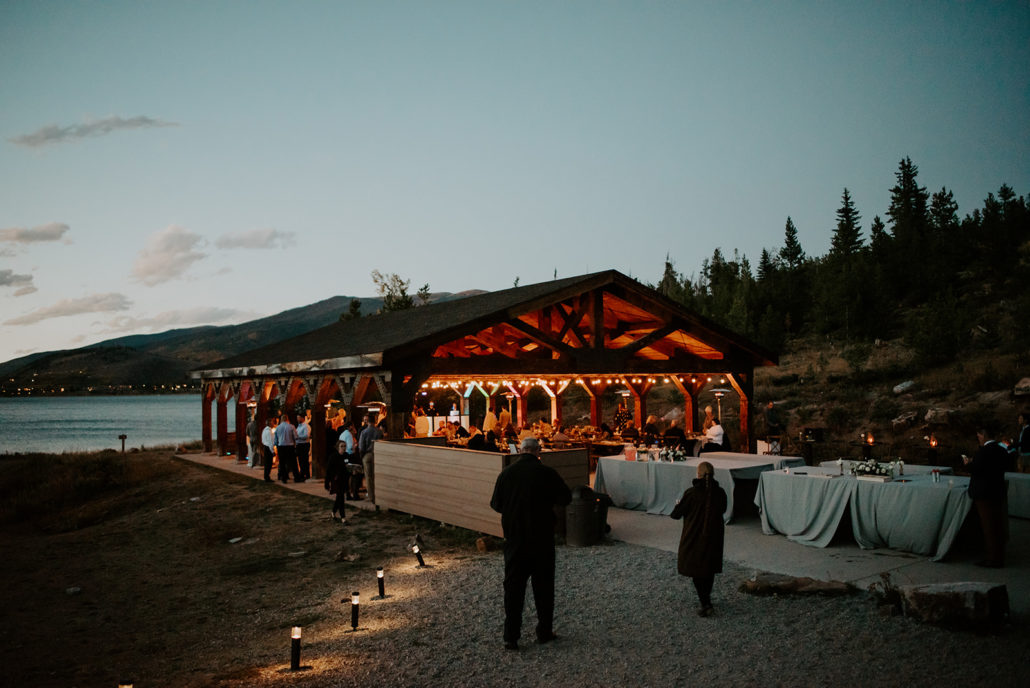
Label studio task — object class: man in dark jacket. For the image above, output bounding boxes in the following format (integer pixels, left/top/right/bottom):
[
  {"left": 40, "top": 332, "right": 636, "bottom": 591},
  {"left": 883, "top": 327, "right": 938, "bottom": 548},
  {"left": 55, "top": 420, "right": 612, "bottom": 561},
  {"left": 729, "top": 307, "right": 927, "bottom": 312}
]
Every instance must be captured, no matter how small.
[
  {"left": 490, "top": 437, "right": 572, "bottom": 651},
  {"left": 963, "top": 423, "right": 1009, "bottom": 567}
]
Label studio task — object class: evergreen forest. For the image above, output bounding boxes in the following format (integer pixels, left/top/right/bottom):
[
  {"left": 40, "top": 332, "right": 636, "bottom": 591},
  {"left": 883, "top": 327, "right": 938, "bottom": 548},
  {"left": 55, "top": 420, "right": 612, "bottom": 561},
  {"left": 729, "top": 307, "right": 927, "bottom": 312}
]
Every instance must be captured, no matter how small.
[{"left": 653, "top": 157, "right": 1030, "bottom": 369}]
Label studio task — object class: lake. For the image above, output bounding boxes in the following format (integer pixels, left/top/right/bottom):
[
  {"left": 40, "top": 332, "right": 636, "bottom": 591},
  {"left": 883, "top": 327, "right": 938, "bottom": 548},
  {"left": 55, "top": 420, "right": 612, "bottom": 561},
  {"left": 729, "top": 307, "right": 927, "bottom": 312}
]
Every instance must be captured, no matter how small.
[{"left": 0, "top": 395, "right": 210, "bottom": 454}]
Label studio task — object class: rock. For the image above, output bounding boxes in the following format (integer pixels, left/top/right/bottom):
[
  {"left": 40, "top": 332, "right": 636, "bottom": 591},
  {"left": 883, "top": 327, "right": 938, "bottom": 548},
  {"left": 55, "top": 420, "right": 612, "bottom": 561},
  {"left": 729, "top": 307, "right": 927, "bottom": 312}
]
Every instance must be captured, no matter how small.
[
  {"left": 899, "top": 582, "right": 1009, "bottom": 626},
  {"left": 924, "top": 408, "right": 952, "bottom": 425},
  {"left": 1013, "top": 377, "right": 1030, "bottom": 397},
  {"left": 891, "top": 411, "right": 918, "bottom": 431},
  {"left": 65, "top": 586, "right": 82, "bottom": 595},
  {"left": 893, "top": 380, "right": 915, "bottom": 395},
  {"left": 738, "top": 573, "right": 856, "bottom": 597},
  {"left": 228, "top": 537, "right": 243, "bottom": 544}
]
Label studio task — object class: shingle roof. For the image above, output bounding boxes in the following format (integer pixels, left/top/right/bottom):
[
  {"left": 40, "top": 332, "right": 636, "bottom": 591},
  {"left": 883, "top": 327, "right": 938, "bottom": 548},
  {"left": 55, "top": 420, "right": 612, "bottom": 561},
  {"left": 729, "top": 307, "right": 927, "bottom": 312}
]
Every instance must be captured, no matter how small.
[
  {"left": 198, "top": 271, "right": 615, "bottom": 372},
  {"left": 195, "top": 269, "right": 775, "bottom": 376}
]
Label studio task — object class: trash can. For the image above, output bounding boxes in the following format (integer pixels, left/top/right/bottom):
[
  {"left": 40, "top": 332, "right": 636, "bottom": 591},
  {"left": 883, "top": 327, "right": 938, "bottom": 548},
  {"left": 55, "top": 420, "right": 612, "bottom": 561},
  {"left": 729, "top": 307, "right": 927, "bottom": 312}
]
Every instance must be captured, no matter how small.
[
  {"left": 566, "top": 485, "right": 600, "bottom": 547},
  {"left": 595, "top": 491, "right": 613, "bottom": 539}
]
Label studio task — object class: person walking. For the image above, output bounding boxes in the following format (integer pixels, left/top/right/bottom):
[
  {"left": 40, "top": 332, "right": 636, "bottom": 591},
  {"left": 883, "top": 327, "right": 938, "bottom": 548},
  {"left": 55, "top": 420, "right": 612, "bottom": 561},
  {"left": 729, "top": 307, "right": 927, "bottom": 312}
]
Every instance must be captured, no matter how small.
[
  {"left": 963, "top": 422, "right": 1009, "bottom": 567},
  {"left": 670, "top": 460, "right": 727, "bottom": 617},
  {"left": 489, "top": 437, "right": 572, "bottom": 651},
  {"left": 359, "top": 414, "right": 383, "bottom": 503}
]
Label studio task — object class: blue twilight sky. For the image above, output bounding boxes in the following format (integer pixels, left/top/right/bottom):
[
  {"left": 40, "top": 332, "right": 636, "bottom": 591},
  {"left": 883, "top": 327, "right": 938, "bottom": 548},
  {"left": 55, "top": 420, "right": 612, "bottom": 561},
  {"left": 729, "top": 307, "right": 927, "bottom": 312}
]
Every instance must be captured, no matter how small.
[{"left": 1, "top": 1, "right": 1028, "bottom": 365}]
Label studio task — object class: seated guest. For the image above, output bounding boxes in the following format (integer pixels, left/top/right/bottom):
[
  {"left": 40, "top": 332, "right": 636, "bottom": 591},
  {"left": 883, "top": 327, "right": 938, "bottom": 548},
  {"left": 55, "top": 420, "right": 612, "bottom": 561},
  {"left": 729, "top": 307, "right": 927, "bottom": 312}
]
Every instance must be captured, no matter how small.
[
  {"left": 538, "top": 417, "right": 553, "bottom": 436},
  {"left": 433, "top": 420, "right": 450, "bottom": 437},
  {"left": 642, "top": 415, "right": 661, "bottom": 445},
  {"left": 452, "top": 421, "right": 470, "bottom": 439},
  {"left": 467, "top": 425, "right": 486, "bottom": 450},
  {"left": 621, "top": 425, "right": 640, "bottom": 442},
  {"left": 551, "top": 424, "right": 570, "bottom": 444},
  {"left": 502, "top": 423, "right": 519, "bottom": 442},
  {"left": 700, "top": 418, "right": 725, "bottom": 454},
  {"left": 597, "top": 422, "right": 614, "bottom": 440},
  {"left": 663, "top": 419, "right": 687, "bottom": 447}
]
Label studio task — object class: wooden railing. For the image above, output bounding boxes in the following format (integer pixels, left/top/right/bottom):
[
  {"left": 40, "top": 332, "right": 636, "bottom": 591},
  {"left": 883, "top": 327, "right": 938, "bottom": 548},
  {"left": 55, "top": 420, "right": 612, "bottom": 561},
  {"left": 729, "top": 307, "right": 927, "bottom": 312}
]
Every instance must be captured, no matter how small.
[{"left": 375, "top": 441, "right": 589, "bottom": 537}]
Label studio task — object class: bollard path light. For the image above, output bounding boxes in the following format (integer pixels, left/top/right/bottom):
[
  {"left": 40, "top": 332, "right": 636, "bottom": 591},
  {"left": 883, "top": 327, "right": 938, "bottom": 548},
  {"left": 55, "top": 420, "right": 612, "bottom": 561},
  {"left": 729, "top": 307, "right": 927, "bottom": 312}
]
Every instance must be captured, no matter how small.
[
  {"left": 377, "top": 567, "right": 385, "bottom": 598},
  {"left": 351, "top": 591, "right": 360, "bottom": 630},
  {"left": 290, "top": 626, "right": 302, "bottom": 671},
  {"left": 412, "top": 544, "right": 426, "bottom": 567}
]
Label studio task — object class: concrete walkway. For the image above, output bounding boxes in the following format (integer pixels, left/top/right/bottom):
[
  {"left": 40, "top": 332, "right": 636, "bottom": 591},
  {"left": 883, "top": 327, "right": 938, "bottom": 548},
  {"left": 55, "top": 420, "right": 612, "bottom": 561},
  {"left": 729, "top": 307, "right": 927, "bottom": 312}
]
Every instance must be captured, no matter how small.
[{"left": 179, "top": 451, "right": 1027, "bottom": 616}]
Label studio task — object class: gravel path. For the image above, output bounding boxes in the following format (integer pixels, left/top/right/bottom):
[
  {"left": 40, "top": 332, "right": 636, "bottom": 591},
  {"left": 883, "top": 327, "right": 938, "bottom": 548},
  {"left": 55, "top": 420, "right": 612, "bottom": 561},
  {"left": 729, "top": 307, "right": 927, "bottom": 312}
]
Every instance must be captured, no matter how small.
[{"left": 221, "top": 540, "right": 1027, "bottom": 688}]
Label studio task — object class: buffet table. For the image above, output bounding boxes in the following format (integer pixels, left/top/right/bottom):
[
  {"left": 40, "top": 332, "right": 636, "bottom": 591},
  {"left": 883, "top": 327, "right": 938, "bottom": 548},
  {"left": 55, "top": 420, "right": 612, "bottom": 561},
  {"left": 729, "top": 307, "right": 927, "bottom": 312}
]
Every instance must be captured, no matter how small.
[
  {"left": 1006, "top": 472, "right": 1030, "bottom": 519},
  {"left": 755, "top": 470, "right": 972, "bottom": 561},
  {"left": 594, "top": 453, "right": 800, "bottom": 522}
]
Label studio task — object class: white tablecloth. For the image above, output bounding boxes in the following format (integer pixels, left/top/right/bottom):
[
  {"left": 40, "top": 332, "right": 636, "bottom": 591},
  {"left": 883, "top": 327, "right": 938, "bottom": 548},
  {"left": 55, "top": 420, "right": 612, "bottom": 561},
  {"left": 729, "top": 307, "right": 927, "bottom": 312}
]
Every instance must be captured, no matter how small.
[
  {"left": 818, "top": 459, "right": 954, "bottom": 476},
  {"left": 594, "top": 454, "right": 783, "bottom": 522},
  {"left": 755, "top": 471, "right": 972, "bottom": 561},
  {"left": 1007, "top": 472, "right": 1030, "bottom": 519}
]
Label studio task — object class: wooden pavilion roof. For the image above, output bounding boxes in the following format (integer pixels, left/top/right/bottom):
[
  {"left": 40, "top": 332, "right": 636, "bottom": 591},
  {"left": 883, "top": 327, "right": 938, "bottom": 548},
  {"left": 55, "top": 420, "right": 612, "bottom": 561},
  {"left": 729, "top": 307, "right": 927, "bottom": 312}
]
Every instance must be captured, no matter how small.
[{"left": 194, "top": 270, "right": 776, "bottom": 379}]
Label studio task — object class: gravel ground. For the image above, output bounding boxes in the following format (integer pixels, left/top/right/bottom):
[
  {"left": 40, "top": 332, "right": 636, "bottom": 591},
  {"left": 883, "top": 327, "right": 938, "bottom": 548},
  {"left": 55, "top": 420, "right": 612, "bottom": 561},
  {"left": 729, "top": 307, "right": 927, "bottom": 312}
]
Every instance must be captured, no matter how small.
[{"left": 220, "top": 540, "right": 1028, "bottom": 688}]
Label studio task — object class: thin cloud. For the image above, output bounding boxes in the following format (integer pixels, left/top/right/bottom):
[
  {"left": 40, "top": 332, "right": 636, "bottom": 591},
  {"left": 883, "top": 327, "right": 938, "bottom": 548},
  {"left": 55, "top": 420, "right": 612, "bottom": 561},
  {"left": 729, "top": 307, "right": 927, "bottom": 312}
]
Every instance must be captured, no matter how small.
[
  {"left": 9, "top": 116, "right": 178, "bottom": 148},
  {"left": 3, "top": 292, "right": 131, "bottom": 326},
  {"left": 132, "top": 225, "right": 206, "bottom": 286},
  {"left": 0, "top": 269, "right": 34, "bottom": 290},
  {"left": 0, "top": 222, "right": 70, "bottom": 244},
  {"left": 215, "top": 228, "right": 296, "bottom": 249},
  {"left": 103, "top": 306, "right": 261, "bottom": 333}
]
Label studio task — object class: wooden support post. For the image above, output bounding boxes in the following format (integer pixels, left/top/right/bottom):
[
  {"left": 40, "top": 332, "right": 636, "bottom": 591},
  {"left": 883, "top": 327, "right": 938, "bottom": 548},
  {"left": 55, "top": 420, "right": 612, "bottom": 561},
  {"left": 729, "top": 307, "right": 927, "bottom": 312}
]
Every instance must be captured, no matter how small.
[
  {"left": 216, "top": 396, "right": 228, "bottom": 456},
  {"left": 201, "top": 383, "right": 213, "bottom": 453}
]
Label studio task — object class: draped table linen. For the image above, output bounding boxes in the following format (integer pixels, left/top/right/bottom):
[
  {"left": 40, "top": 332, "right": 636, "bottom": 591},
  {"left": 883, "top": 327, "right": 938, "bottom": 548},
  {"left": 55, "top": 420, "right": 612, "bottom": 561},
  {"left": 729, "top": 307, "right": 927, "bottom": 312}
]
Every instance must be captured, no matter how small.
[{"left": 755, "top": 471, "right": 972, "bottom": 561}]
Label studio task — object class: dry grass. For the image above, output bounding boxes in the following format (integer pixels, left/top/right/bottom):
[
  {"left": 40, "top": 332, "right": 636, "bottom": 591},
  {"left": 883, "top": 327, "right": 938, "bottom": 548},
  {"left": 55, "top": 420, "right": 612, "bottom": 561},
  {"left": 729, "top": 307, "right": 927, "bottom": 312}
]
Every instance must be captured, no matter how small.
[{"left": 0, "top": 450, "right": 478, "bottom": 687}]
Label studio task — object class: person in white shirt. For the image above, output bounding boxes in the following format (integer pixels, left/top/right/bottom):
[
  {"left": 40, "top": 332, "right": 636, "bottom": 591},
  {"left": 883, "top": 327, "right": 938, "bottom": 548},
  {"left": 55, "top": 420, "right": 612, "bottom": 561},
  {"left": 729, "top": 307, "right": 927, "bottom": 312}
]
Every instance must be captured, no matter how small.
[
  {"left": 260, "top": 417, "right": 277, "bottom": 482},
  {"left": 700, "top": 418, "right": 725, "bottom": 454}
]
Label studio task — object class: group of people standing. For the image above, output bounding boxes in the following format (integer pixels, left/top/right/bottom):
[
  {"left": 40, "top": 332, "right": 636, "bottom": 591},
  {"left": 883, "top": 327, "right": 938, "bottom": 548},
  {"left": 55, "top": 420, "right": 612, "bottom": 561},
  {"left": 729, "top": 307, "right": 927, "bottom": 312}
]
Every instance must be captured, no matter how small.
[
  {"left": 324, "top": 411, "right": 384, "bottom": 524},
  {"left": 244, "top": 411, "right": 312, "bottom": 484}
]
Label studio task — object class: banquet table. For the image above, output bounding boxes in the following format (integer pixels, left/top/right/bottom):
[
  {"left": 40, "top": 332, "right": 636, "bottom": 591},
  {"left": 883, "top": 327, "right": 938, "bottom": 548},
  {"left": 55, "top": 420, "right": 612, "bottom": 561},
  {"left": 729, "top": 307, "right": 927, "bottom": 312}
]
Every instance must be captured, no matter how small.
[
  {"left": 594, "top": 453, "right": 792, "bottom": 522},
  {"left": 755, "top": 470, "right": 972, "bottom": 561},
  {"left": 818, "top": 459, "right": 954, "bottom": 475},
  {"left": 1007, "top": 472, "right": 1030, "bottom": 519}
]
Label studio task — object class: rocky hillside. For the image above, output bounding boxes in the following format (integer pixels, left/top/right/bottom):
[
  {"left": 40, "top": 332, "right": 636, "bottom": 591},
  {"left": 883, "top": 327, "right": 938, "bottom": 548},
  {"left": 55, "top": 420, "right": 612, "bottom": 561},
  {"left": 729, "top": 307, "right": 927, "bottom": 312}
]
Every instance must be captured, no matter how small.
[{"left": 753, "top": 334, "right": 1029, "bottom": 466}]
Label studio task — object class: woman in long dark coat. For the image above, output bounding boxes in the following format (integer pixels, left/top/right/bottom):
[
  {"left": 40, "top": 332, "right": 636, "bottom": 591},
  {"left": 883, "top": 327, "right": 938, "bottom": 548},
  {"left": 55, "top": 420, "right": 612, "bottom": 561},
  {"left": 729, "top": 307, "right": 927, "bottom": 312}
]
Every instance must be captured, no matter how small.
[{"left": 670, "top": 461, "right": 727, "bottom": 616}]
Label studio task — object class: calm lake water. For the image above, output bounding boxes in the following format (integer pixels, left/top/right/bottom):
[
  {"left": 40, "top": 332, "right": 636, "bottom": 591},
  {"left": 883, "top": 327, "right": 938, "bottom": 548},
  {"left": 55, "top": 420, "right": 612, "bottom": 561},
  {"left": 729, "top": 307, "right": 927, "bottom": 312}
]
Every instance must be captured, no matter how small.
[{"left": 0, "top": 395, "right": 209, "bottom": 454}]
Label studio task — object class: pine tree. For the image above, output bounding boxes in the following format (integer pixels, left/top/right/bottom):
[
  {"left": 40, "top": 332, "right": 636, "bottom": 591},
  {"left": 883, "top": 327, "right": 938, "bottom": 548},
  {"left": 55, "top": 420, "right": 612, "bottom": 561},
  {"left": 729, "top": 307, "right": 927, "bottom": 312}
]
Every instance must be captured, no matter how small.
[
  {"left": 779, "top": 217, "right": 805, "bottom": 269},
  {"left": 830, "top": 188, "right": 863, "bottom": 257}
]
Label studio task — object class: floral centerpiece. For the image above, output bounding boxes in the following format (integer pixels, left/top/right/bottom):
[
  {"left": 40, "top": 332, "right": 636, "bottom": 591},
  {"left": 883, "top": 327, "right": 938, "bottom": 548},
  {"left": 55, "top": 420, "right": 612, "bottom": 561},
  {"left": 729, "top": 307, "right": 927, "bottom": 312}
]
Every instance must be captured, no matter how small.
[
  {"left": 851, "top": 459, "right": 896, "bottom": 481},
  {"left": 659, "top": 446, "right": 690, "bottom": 462}
]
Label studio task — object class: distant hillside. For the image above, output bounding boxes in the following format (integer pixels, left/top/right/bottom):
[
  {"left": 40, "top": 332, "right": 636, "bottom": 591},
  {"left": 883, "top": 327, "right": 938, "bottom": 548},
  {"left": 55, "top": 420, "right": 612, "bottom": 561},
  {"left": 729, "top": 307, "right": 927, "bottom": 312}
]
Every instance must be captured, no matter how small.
[{"left": 1, "top": 291, "right": 483, "bottom": 394}]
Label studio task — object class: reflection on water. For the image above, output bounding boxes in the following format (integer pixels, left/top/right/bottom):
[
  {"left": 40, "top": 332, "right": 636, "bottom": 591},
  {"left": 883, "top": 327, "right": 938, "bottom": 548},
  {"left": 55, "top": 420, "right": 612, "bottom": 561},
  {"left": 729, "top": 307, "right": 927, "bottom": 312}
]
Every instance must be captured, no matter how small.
[{"left": 0, "top": 395, "right": 207, "bottom": 454}]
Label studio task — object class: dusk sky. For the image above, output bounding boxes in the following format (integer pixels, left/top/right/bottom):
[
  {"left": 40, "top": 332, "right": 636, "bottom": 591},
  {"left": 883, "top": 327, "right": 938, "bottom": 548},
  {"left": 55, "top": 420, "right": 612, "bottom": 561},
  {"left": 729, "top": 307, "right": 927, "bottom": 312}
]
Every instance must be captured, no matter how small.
[{"left": 2, "top": 1, "right": 1028, "bottom": 365}]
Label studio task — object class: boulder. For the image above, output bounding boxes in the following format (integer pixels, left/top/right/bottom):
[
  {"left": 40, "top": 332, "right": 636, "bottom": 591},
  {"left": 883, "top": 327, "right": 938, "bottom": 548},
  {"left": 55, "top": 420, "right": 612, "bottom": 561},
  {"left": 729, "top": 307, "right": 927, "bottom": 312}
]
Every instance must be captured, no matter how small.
[
  {"left": 891, "top": 411, "right": 918, "bottom": 431},
  {"left": 898, "top": 581, "right": 1009, "bottom": 626},
  {"left": 893, "top": 380, "right": 915, "bottom": 395},
  {"left": 1014, "top": 377, "right": 1030, "bottom": 397},
  {"left": 924, "top": 408, "right": 952, "bottom": 425},
  {"left": 738, "top": 573, "right": 856, "bottom": 597}
]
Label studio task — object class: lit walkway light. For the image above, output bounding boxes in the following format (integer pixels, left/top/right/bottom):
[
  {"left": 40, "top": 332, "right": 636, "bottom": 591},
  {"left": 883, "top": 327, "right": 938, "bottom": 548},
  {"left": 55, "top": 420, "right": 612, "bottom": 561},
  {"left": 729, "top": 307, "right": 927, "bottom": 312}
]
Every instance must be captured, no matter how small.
[
  {"left": 377, "top": 567, "right": 385, "bottom": 598},
  {"left": 412, "top": 544, "right": 426, "bottom": 567},
  {"left": 351, "top": 591, "right": 360, "bottom": 630},
  {"left": 290, "top": 626, "right": 302, "bottom": 671}
]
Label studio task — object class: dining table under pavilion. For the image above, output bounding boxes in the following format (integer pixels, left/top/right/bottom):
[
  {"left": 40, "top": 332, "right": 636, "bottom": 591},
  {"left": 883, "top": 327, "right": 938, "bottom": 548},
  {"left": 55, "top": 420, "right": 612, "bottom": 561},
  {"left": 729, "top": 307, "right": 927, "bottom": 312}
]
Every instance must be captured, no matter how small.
[{"left": 191, "top": 269, "right": 778, "bottom": 479}]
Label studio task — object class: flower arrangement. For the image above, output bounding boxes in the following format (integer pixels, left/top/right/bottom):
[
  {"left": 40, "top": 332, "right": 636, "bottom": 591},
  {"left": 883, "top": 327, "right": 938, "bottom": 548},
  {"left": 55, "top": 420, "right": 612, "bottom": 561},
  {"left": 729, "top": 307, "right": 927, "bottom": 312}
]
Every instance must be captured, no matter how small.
[
  {"left": 851, "top": 459, "right": 896, "bottom": 477},
  {"left": 659, "top": 447, "right": 690, "bottom": 462}
]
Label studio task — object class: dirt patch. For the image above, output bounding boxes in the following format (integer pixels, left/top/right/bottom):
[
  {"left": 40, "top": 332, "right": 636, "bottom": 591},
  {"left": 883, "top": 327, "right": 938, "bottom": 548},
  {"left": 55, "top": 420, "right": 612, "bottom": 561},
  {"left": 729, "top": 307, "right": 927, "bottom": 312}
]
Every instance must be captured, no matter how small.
[{"left": 0, "top": 450, "right": 474, "bottom": 687}]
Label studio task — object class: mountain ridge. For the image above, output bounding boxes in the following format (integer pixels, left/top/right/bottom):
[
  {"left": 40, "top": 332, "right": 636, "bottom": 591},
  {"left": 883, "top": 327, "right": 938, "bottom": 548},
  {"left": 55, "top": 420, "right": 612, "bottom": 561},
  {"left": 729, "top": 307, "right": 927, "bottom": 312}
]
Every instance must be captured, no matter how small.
[{"left": 1, "top": 291, "right": 482, "bottom": 394}]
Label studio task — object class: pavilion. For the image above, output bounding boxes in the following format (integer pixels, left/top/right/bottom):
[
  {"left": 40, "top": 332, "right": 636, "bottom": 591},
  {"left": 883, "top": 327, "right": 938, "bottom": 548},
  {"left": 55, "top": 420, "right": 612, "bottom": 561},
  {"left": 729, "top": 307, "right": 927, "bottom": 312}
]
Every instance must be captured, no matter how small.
[{"left": 191, "top": 270, "right": 777, "bottom": 476}]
